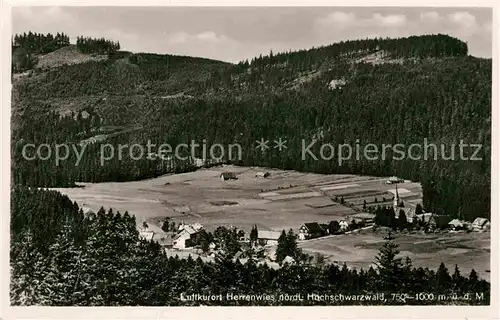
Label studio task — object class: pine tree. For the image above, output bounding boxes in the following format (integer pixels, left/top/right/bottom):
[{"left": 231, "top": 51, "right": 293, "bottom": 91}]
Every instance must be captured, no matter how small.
[
  {"left": 275, "top": 230, "right": 288, "bottom": 263},
  {"left": 435, "top": 262, "right": 451, "bottom": 292},
  {"left": 374, "top": 232, "right": 403, "bottom": 291},
  {"left": 161, "top": 218, "right": 170, "bottom": 232},
  {"left": 415, "top": 203, "right": 424, "bottom": 215},
  {"left": 10, "top": 229, "right": 52, "bottom": 305},
  {"left": 286, "top": 229, "right": 298, "bottom": 259},
  {"left": 468, "top": 269, "right": 479, "bottom": 291},
  {"left": 250, "top": 225, "right": 258, "bottom": 246},
  {"left": 45, "top": 221, "right": 83, "bottom": 305},
  {"left": 451, "top": 264, "right": 463, "bottom": 292},
  {"left": 398, "top": 209, "right": 407, "bottom": 230}
]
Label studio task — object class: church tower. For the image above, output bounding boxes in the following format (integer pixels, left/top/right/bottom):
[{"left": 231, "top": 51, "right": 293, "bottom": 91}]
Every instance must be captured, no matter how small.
[{"left": 393, "top": 183, "right": 400, "bottom": 208}]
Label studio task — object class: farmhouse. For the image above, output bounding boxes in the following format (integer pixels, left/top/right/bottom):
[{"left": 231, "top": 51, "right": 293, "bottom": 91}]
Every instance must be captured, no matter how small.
[
  {"left": 257, "top": 230, "right": 281, "bottom": 246},
  {"left": 429, "top": 215, "right": 452, "bottom": 230},
  {"left": 255, "top": 171, "right": 270, "bottom": 178},
  {"left": 153, "top": 233, "right": 174, "bottom": 248},
  {"left": 298, "top": 222, "right": 326, "bottom": 240},
  {"left": 220, "top": 172, "right": 237, "bottom": 181},
  {"left": 339, "top": 220, "right": 349, "bottom": 231},
  {"left": 448, "top": 219, "right": 465, "bottom": 231},
  {"left": 173, "top": 224, "right": 204, "bottom": 249},
  {"left": 349, "top": 213, "right": 375, "bottom": 225},
  {"left": 139, "top": 230, "right": 155, "bottom": 241},
  {"left": 386, "top": 176, "right": 404, "bottom": 184},
  {"left": 472, "top": 218, "right": 490, "bottom": 231}
]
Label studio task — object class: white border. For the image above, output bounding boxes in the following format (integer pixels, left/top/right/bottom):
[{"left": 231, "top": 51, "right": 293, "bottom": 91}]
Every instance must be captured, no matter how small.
[{"left": 1, "top": 1, "right": 498, "bottom": 319}]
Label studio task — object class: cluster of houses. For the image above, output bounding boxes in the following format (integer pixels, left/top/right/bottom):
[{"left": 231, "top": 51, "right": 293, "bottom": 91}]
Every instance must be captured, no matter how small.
[
  {"left": 138, "top": 222, "right": 205, "bottom": 250},
  {"left": 414, "top": 213, "right": 490, "bottom": 232},
  {"left": 297, "top": 213, "right": 374, "bottom": 240},
  {"left": 136, "top": 176, "right": 490, "bottom": 253},
  {"left": 446, "top": 217, "right": 490, "bottom": 232},
  {"left": 391, "top": 184, "right": 490, "bottom": 232}
]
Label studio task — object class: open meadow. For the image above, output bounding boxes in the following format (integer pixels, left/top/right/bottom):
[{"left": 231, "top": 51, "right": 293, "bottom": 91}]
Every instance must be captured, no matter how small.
[
  {"left": 53, "top": 165, "right": 422, "bottom": 232},
  {"left": 53, "top": 165, "right": 490, "bottom": 280},
  {"left": 299, "top": 228, "right": 491, "bottom": 282}
]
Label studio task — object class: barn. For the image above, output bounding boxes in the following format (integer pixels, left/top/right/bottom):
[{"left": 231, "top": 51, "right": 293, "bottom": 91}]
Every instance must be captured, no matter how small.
[{"left": 220, "top": 172, "right": 237, "bottom": 181}]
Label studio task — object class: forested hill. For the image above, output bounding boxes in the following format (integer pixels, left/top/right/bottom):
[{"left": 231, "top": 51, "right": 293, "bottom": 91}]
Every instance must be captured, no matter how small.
[{"left": 11, "top": 33, "right": 491, "bottom": 221}]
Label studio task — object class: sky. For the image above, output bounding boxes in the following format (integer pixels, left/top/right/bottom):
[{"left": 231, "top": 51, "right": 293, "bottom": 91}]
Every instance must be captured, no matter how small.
[{"left": 12, "top": 7, "right": 493, "bottom": 63}]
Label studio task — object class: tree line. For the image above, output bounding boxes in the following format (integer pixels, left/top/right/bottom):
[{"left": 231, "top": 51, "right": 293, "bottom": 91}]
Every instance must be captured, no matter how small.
[
  {"left": 76, "top": 36, "right": 121, "bottom": 55},
  {"left": 12, "top": 32, "right": 70, "bottom": 54}
]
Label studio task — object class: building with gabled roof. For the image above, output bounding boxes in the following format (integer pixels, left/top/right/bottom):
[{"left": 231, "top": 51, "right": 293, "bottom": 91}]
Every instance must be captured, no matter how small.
[
  {"left": 472, "top": 217, "right": 490, "bottom": 231},
  {"left": 339, "top": 220, "right": 349, "bottom": 231},
  {"left": 429, "top": 214, "right": 452, "bottom": 230},
  {"left": 448, "top": 219, "right": 465, "bottom": 230},
  {"left": 173, "top": 223, "right": 204, "bottom": 249},
  {"left": 220, "top": 172, "right": 237, "bottom": 181},
  {"left": 139, "top": 230, "right": 155, "bottom": 241},
  {"left": 298, "top": 222, "right": 326, "bottom": 240},
  {"left": 257, "top": 230, "right": 281, "bottom": 246}
]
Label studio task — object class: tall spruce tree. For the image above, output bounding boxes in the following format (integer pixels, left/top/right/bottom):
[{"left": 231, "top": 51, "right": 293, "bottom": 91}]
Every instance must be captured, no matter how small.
[
  {"left": 275, "top": 230, "right": 288, "bottom": 263},
  {"left": 374, "top": 232, "right": 403, "bottom": 291}
]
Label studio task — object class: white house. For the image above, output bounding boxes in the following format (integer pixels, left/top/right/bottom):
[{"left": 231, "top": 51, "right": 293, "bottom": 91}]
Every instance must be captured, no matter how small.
[
  {"left": 173, "top": 224, "right": 204, "bottom": 249},
  {"left": 386, "top": 176, "right": 404, "bottom": 184},
  {"left": 139, "top": 230, "right": 155, "bottom": 241},
  {"left": 257, "top": 230, "right": 281, "bottom": 246},
  {"left": 339, "top": 220, "right": 349, "bottom": 231},
  {"left": 448, "top": 219, "right": 465, "bottom": 230},
  {"left": 472, "top": 218, "right": 490, "bottom": 231}
]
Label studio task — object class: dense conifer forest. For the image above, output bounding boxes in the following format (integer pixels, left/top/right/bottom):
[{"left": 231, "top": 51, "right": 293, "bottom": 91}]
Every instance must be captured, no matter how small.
[{"left": 9, "top": 33, "right": 491, "bottom": 305}]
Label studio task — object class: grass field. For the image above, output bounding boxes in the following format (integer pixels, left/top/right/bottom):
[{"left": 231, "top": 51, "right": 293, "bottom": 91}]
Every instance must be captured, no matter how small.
[
  {"left": 299, "top": 228, "right": 490, "bottom": 281},
  {"left": 54, "top": 165, "right": 421, "bottom": 232},
  {"left": 53, "top": 165, "right": 489, "bottom": 280}
]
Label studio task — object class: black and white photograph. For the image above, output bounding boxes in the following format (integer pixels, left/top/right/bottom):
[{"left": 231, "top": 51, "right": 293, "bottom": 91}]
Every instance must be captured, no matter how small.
[{"left": 1, "top": 2, "right": 498, "bottom": 317}]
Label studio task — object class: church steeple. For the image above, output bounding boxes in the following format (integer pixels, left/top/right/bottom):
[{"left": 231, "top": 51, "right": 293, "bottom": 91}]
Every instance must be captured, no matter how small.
[{"left": 393, "top": 183, "right": 400, "bottom": 208}]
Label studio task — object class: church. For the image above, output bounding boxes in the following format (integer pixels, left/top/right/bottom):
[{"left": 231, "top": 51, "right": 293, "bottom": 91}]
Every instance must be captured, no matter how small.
[{"left": 392, "top": 183, "right": 416, "bottom": 223}]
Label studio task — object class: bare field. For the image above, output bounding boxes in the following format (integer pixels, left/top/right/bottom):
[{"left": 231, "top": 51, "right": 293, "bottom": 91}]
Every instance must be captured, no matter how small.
[{"left": 299, "top": 228, "right": 491, "bottom": 281}]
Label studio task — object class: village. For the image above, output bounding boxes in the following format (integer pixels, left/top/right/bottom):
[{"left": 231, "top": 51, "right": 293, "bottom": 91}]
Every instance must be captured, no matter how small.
[
  {"left": 63, "top": 164, "right": 490, "bottom": 279},
  {"left": 125, "top": 170, "right": 491, "bottom": 270}
]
